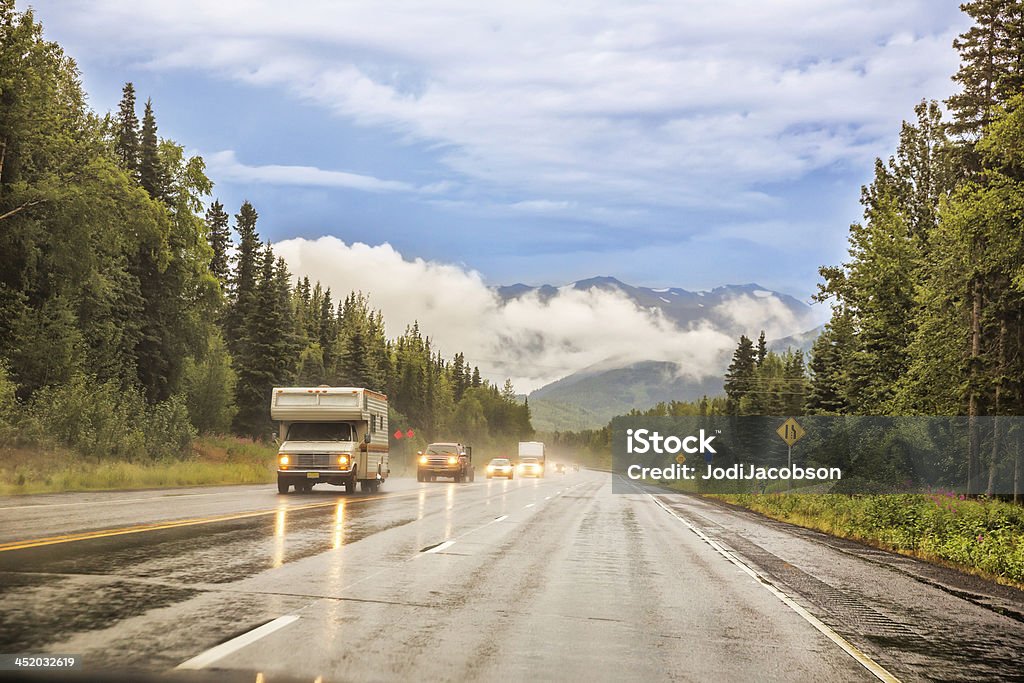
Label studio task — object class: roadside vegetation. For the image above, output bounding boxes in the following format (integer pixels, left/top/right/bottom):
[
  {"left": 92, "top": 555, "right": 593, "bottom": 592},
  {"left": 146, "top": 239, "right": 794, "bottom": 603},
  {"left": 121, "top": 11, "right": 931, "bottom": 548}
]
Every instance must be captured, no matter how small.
[
  {"left": 717, "top": 493, "right": 1024, "bottom": 588},
  {"left": 0, "top": 435, "right": 277, "bottom": 495}
]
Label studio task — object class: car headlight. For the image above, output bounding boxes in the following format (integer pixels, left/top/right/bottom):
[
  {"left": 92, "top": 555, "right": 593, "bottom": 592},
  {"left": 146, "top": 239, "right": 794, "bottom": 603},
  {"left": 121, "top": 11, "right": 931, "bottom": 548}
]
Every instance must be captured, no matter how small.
[
  {"left": 487, "top": 466, "right": 495, "bottom": 472},
  {"left": 419, "top": 455, "right": 428, "bottom": 465},
  {"left": 279, "top": 455, "right": 290, "bottom": 466},
  {"left": 447, "top": 456, "right": 458, "bottom": 465}
]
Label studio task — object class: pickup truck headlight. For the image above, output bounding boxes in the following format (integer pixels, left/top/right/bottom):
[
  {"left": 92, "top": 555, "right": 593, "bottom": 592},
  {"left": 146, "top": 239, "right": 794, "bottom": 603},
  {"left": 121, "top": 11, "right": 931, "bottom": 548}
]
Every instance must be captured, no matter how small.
[
  {"left": 279, "top": 455, "right": 290, "bottom": 466},
  {"left": 419, "top": 455, "right": 428, "bottom": 465},
  {"left": 447, "top": 456, "right": 458, "bottom": 465}
]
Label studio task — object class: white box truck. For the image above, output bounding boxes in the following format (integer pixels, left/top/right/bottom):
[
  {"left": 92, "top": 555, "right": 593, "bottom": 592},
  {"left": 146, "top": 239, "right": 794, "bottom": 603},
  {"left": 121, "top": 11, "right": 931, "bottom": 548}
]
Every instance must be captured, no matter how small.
[
  {"left": 271, "top": 386, "right": 389, "bottom": 494},
  {"left": 517, "top": 441, "right": 546, "bottom": 478}
]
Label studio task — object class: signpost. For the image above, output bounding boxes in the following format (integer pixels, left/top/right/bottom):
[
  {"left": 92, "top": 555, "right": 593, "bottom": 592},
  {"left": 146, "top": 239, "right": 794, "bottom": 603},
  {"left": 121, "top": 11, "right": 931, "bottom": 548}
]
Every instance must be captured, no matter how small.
[{"left": 776, "top": 417, "right": 806, "bottom": 491}]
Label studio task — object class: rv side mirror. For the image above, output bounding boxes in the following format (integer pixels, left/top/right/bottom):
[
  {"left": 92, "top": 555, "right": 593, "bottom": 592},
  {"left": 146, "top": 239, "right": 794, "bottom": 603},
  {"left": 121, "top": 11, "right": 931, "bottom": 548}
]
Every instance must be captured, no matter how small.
[{"left": 364, "top": 432, "right": 371, "bottom": 444}]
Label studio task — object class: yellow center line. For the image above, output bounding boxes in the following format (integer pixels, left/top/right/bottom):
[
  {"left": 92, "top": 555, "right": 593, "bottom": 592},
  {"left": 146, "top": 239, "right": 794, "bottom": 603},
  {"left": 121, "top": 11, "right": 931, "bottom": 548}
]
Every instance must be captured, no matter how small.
[{"left": 0, "top": 489, "right": 427, "bottom": 553}]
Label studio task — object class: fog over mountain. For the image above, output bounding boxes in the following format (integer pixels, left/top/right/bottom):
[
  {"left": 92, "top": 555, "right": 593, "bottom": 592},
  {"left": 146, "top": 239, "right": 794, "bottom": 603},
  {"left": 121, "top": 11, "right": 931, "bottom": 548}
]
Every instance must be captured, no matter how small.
[{"left": 276, "top": 238, "right": 824, "bottom": 399}]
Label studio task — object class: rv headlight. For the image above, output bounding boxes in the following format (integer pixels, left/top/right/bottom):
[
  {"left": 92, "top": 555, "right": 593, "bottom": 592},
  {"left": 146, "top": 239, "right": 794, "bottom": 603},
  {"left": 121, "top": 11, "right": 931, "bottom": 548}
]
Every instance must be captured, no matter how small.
[
  {"left": 279, "top": 455, "right": 289, "bottom": 466},
  {"left": 419, "top": 455, "right": 428, "bottom": 465},
  {"left": 447, "top": 456, "right": 458, "bottom": 465},
  {"left": 337, "top": 455, "right": 350, "bottom": 467}
]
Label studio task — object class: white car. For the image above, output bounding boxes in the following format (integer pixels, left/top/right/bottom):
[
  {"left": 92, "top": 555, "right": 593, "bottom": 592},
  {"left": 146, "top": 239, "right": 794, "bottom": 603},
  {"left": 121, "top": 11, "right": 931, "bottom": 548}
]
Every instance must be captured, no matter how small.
[{"left": 486, "top": 458, "right": 514, "bottom": 479}]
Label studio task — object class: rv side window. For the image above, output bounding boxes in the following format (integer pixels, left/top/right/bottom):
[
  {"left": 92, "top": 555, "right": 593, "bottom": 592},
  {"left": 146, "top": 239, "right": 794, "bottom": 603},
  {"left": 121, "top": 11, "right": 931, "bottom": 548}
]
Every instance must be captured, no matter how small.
[{"left": 286, "top": 423, "right": 353, "bottom": 441}]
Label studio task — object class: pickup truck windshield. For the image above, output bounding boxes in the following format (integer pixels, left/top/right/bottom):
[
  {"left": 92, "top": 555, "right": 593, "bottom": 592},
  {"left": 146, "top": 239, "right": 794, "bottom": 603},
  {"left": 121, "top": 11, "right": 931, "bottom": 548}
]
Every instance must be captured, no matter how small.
[
  {"left": 286, "top": 422, "right": 353, "bottom": 441},
  {"left": 426, "top": 445, "right": 458, "bottom": 455}
]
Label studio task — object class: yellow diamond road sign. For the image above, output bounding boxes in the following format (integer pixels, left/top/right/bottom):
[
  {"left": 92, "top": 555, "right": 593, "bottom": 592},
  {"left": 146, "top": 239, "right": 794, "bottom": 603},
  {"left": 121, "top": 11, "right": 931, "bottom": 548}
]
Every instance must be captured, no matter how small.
[{"left": 777, "top": 417, "right": 806, "bottom": 447}]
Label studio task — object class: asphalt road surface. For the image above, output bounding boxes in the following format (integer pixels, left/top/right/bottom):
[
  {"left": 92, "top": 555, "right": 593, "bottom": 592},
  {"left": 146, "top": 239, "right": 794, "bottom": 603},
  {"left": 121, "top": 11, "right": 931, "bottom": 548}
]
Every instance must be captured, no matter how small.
[{"left": 0, "top": 471, "right": 1022, "bottom": 682}]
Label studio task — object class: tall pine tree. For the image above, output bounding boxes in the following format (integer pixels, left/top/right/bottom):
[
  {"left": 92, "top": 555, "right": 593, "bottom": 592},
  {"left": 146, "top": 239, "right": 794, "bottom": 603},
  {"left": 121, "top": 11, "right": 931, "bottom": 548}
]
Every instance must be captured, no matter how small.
[
  {"left": 113, "top": 82, "right": 139, "bottom": 174},
  {"left": 205, "top": 199, "right": 230, "bottom": 287}
]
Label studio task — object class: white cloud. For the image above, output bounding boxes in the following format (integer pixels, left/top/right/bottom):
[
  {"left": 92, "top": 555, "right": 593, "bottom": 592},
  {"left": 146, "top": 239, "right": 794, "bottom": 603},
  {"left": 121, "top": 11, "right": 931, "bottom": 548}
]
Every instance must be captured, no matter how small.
[
  {"left": 37, "top": 1, "right": 968, "bottom": 215},
  {"left": 205, "top": 150, "right": 429, "bottom": 193},
  {"left": 274, "top": 237, "right": 814, "bottom": 391}
]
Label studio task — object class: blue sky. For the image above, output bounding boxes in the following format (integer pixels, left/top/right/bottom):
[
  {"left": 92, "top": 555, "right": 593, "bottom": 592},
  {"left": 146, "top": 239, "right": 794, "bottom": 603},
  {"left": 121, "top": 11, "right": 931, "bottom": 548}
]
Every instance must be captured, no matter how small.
[
  {"left": 19, "top": 2, "right": 974, "bottom": 389},
  {"left": 24, "top": 1, "right": 970, "bottom": 299}
]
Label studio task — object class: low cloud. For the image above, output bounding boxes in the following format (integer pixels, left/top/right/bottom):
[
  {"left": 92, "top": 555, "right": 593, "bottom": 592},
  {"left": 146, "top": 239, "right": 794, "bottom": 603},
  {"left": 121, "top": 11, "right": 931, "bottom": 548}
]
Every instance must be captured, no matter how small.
[{"left": 274, "top": 237, "right": 813, "bottom": 392}]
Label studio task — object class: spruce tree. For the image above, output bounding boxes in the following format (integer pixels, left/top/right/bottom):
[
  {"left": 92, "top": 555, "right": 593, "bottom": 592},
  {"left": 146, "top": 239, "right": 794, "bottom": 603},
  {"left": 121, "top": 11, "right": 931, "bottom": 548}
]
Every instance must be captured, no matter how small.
[
  {"left": 205, "top": 200, "right": 231, "bottom": 287},
  {"left": 947, "top": 0, "right": 1014, "bottom": 139},
  {"left": 755, "top": 330, "right": 767, "bottom": 367},
  {"left": 113, "top": 82, "right": 139, "bottom": 174},
  {"left": 225, "top": 201, "right": 260, "bottom": 354},
  {"left": 451, "top": 352, "right": 467, "bottom": 401},
  {"left": 138, "top": 98, "right": 163, "bottom": 199},
  {"left": 724, "top": 335, "right": 756, "bottom": 415},
  {"left": 806, "top": 312, "right": 853, "bottom": 415}
]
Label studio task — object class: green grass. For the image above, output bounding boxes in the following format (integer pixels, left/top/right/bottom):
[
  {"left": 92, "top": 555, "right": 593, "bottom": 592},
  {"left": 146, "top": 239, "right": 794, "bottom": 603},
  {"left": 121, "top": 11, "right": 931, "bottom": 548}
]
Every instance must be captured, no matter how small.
[
  {"left": 0, "top": 435, "right": 278, "bottom": 495},
  {"left": 714, "top": 492, "right": 1024, "bottom": 588}
]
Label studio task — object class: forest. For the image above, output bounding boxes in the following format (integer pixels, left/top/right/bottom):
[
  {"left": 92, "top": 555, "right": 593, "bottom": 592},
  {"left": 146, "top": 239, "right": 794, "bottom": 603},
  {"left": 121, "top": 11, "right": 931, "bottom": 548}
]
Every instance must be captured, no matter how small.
[{"left": 0, "top": 1, "right": 531, "bottom": 466}]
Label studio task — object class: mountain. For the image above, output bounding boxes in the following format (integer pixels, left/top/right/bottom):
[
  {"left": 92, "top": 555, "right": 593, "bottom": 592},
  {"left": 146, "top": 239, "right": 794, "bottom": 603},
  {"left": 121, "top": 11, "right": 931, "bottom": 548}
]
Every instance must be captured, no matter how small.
[
  {"left": 529, "top": 360, "right": 724, "bottom": 431},
  {"left": 497, "top": 277, "right": 811, "bottom": 335},
  {"left": 768, "top": 325, "right": 824, "bottom": 356},
  {"left": 506, "top": 276, "right": 823, "bottom": 432}
]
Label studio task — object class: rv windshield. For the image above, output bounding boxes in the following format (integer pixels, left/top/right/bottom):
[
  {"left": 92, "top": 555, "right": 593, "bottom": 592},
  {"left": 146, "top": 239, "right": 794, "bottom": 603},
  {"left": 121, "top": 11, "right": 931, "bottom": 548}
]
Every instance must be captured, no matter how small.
[{"left": 286, "top": 422, "right": 354, "bottom": 442}]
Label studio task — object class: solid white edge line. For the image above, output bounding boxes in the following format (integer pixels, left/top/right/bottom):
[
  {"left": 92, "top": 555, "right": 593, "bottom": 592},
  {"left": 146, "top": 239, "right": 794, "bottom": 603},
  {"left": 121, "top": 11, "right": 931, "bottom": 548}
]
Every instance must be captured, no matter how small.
[
  {"left": 648, "top": 494, "right": 901, "bottom": 683},
  {"left": 176, "top": 615, "right": 299, "bottom": 670},
  {"left": 524, "top": 503, "right": 535, "bottom": 508},
  {"left": 424, "top": 540, "right": 456, "bottom": 554}
]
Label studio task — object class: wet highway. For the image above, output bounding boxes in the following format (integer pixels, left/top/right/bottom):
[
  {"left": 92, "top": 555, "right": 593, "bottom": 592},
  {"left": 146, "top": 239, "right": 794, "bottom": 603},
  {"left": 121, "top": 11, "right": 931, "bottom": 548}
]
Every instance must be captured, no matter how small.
[{"left": 0, "top": 471, "right": 1022, "bottom": 682}]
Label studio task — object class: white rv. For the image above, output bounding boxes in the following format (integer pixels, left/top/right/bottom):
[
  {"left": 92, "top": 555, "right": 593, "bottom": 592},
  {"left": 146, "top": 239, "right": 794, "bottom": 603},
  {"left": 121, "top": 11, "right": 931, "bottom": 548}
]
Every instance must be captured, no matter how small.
[{"left": 271, "top": 386, "right": 389, "bottom": 494}]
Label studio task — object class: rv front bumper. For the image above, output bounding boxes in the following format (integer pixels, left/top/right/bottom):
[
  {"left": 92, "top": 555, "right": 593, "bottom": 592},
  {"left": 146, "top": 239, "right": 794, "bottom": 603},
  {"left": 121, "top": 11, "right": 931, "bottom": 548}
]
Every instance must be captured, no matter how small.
[{"left": 277, "top": 463, "right": 357, "bottom": 480}]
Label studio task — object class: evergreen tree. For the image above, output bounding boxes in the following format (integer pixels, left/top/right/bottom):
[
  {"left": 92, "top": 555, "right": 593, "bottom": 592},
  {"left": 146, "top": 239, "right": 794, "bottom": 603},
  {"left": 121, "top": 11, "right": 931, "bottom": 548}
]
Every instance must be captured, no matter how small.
[
  {"left": 782, "top": 350, "right": 809, "bottom": 415},
  {"left": 232, "top": 245, "right": 295, "bottom": 436},
  {"left": 138, "top": 98, "right": 163, "bottom": 199},
  {"left": 755, "top": 330, "right": 767, "bottom": 367},
  {"left": 451, "top": 352, "right": 467, "bottom": 401},
  {"left": 205, "top": 199, "right": 231, "bottom": 286},
  {"left": 724, "top": 335, "right": 756, "bottom": 415},
  {"left": 113, "top": 82, "right": 139, "bottom": 174},
  {"left": 806, "top": 312, "right": 854, "bottom": 415},
  {"left": 947, "top": 0, "right": 1018, "bottom": 140},
  {"left": 225, "top": 201, "right": 260, "bottom": 354}
]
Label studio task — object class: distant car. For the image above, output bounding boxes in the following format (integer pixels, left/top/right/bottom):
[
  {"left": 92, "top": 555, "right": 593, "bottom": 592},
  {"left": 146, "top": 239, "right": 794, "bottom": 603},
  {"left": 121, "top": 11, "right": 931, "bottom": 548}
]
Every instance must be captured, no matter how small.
[
  {"left": 519, "top": 457, "right": 544, "bottom": 477},
  {"left": 555, "top": 463, "right": 566, "bottom": 474},
  {"left": 486, "top": 458, "right": 514, "bottom": 479},
  {"left": 573, "top": 463, "right": 580, "bottom": 472}
]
